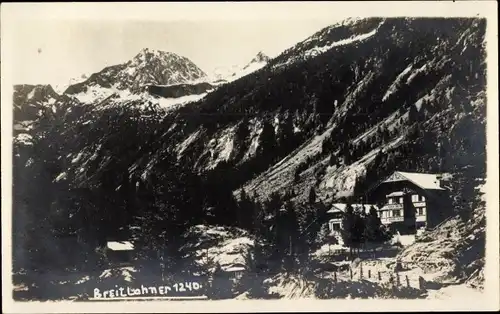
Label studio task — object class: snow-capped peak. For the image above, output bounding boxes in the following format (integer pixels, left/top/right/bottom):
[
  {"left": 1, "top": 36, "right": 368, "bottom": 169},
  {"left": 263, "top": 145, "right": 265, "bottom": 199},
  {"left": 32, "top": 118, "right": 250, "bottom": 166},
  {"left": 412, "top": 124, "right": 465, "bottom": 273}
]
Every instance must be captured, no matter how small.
[
  {"left": 131, "top": 48, "right": 183, "bottom": 65},
  {"left": 54, "top": 73, "right": 90, "bottom": 94},
  {"left": 248, "top": 51, "right": 271, "bottom": 64},
  {"left": 209, "top": 51, "right": 271, "bottom": 83},
  {"left": 64, "top": 48, "right": 208, "bottom": 98}
]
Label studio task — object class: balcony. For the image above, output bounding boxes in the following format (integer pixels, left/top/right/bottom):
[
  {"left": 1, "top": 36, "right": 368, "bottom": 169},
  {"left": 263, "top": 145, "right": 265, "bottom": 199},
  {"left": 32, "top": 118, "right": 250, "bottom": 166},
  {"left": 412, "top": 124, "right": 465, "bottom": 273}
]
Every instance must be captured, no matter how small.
[
  {"left": 383, "top": 203, "right": 404, "bottom": 210},
  {"left": 329, "top": 218, "right": 342, "bottom": 223},
  {"left": 381, "top": 216, "right": 404, "bottom": 224},
  {"left": 416, "top": 215, "right": 427, "bottom": 222}
]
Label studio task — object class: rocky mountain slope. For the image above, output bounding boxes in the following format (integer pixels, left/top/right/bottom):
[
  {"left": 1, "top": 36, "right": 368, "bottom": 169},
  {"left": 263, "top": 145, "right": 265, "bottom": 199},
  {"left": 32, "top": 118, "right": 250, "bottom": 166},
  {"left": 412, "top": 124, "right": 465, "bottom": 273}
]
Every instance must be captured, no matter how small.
[
  {"left": 53, "top": 73, "right": 89, "bottom": 94},
  {"left": 13, "top": 84, "right": 60, "bottom": 123},
  {"left": 62, "top": 48, "right": 207, "bottom": 103},
  {"left": 12, "top": 18, "right": 487, "bottom": 286},
  {"left": 166, "top": 17, "right": 486, "bottom": 203},
  {"left": 147, "top": 82, "right": 214, "bottom": 99},
  {"left": 14, "top": 17, "right": 486, "bottom": 206}
]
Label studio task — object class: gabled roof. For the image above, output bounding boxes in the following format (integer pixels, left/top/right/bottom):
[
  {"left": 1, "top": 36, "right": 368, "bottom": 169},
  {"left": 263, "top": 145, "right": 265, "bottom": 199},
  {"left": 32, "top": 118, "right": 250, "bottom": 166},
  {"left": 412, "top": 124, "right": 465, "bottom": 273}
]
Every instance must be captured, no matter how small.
[
  {"left": 107, "top": 241, "right": 134, "bottom": 251},
  {"left": 327, "top": 203, "right": 378, "bottom": 214},
  {"left": 223, "top": 263, "right": 247, "bottom": 272},
  {"left": 382, "top": 171, "right": 445, "bottom": 191},
  {"left": 386, "top": 191, "right": 405, "bottom": 197}
]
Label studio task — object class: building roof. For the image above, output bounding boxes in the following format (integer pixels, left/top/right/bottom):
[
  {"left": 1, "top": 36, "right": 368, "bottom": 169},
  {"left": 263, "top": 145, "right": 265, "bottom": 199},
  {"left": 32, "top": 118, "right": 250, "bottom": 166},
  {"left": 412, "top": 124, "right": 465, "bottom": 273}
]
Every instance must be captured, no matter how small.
[
  {"left": 327, "top": 203, "right": 379, "bottom": 214},
  {"left": 386, "top": 191, "right": 405, "bottom": 197},
  {"left": 382, "top": 171, "right": 445, "bottom": 191},
  {"left": 107, "top": 241, "right": 134, "bottom": 251},
  {"left": 222, "top": 262, "right": 247, "bottom": 272}
]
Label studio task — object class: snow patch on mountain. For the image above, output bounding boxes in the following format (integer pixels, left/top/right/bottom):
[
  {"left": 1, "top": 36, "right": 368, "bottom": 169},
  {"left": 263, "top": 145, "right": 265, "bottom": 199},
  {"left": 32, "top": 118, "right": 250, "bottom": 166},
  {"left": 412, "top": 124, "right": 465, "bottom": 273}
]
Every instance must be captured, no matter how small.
[
  {"left": 205, "top": 125, "right": 237, "bottom": 170},
  {"left": 231, "top": 61, "right": 267, "bottom": 82},
  {"left": 27, "top": 89, "right": 37, "bottom": 100},
  {"left": 242, "top": 119, "right": 264, "bottom": 162},
  {"left": 274, "top": 20, "right": 385, "bottom": 69},
  {"left": 414, "top": 74, "right": 453, "bottom": 111},
  {"left": 303, "top": 25, "right": 380, "bottom": 59},
  {"left": 68, "top": 82, "right": 207, "bottom": 112},
  {"left": 208, "top": 52, "right": 270, "bottom": 83},
  {"left": 352, "top": 111, "right": 401, "bottom": 145},
  {"left": 70, "top": 85, "right": 116, "bottom": 104},
  {"left": 210, "top": 64, "right": 243, "bottom": 82},
  {"left": 383, "top": 64, "right": 414, "bottom": 101},
  {"left": 54, "top": 172, "right": 68, "bottom": 183},
  {"left": 156, "top": 92, "right": 209, "bottom": 111},
  {"left": 334, "top": 71, "right": 377, "bottom": 120},
  {"left": 177, "top": 129, "right": 203, "bottom": 156},
  {"left": 53, "top": 74, "right": 90, "bottom": 94},
  {"left": 64, "top": 48, "right": 207, "bottom": 101}
]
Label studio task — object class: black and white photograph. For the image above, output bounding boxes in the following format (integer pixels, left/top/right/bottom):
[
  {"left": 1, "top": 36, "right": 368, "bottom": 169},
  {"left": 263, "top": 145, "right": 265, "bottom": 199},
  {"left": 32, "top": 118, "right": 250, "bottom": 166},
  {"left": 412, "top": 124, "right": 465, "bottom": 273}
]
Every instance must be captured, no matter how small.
[{"left": 1, "top": 2, "right": 499, "bottom": 312}]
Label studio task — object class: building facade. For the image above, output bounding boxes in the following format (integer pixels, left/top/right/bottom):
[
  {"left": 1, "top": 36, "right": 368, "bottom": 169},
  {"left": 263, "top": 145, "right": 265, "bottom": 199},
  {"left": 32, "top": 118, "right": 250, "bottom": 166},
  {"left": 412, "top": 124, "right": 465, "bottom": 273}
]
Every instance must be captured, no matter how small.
[
  {"left": 368, "top": 171, "right": 452, "bottom": 234},
  {"left": 326, "top": 203, "right": 379, "bottom": 244},
  {"left": 324, "top": 171, "right": 452, "bottom": 243}
]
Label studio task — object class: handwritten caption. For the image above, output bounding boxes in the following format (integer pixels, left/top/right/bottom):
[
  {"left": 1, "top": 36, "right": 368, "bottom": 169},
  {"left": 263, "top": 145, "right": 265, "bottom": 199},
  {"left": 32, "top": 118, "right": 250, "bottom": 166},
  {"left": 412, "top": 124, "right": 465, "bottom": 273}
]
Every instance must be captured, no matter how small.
[{"left": 93, "top": 282, "right": 203, "bottom": 299}]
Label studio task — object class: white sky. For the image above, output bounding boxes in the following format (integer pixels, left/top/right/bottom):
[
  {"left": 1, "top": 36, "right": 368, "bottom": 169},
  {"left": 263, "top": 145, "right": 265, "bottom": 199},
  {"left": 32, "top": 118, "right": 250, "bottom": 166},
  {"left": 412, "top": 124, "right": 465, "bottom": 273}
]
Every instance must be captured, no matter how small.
[
  {"left": 3, "top": 2, "right": 493, "bottom": 87},
  {"left": 9, "top": 18, "right": 339, "bottom": 87}
]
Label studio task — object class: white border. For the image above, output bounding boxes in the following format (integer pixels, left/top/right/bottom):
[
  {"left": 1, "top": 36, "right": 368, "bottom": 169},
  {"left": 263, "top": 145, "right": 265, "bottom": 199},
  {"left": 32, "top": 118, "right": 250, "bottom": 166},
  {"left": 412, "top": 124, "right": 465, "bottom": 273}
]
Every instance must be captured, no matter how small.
[{"left": 1, "top": 1, "right": 499, "bottom": 313}]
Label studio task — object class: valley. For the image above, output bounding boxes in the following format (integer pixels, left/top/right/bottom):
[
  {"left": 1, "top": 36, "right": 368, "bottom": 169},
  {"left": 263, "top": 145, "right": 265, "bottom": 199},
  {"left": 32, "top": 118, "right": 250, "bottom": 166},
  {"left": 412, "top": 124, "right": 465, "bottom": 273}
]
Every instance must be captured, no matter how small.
[{"left": 11, "top": 17, "right": 487, "bottom": 301}]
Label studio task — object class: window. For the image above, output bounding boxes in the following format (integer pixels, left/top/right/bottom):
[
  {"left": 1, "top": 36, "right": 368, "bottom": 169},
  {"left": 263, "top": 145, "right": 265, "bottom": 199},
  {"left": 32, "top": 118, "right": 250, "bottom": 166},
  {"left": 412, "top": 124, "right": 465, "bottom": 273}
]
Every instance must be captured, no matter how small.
[
  {"left": 399, "top": 197, "right": 404, "bottom": 204},
  {"left": 331, "top": 212, "right": 341, "bottom": 219},
  {"left": 329, "top": 220, "right": 341, "bottom": 233},
  {"left": 392, "top": 210, "right": 401, "bottom": 217},
  {"left": 412, "top": 195, "right": 419, "bottom": 202},
  {"left": 420, "top": 195, "right": 426, "bottom": 202},
  {"left": 419, "top": 207, "right": 426, "bottom": 216},
  {"left": 388, "top": 198, "right": 393, "bottom": 204}
]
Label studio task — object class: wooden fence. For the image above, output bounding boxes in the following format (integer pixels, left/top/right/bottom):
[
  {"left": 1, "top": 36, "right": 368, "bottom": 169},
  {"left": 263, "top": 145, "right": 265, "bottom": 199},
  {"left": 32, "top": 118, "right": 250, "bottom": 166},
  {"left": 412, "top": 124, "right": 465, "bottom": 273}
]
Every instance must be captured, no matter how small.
[{"left": 317, "top": 264, "right": 427, "bottom": 290}]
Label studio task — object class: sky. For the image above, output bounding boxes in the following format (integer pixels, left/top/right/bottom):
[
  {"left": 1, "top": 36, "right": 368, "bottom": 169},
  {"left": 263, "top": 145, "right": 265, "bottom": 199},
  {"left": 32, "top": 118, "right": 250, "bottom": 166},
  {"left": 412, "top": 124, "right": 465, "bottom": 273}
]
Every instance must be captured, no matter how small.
[
  {"left": 4, "top": 2, "right": 492, "bottom": 89},
  {"left": 9, "top": 18, "right": 340, "bottom": 88}
]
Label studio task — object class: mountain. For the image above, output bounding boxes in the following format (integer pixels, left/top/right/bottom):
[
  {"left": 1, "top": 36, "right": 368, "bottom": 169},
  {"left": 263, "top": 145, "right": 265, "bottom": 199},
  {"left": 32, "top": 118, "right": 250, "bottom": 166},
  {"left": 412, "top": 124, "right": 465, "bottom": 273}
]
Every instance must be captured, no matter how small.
[
  {"left": 270, "top": 18, "right": 385, "bottom": 69},
  {"left": 53, "top": 74, "right": 90, "bottom": 94},
  {"left": 12, "top": 17, "right": 487, "bottom": 291},
  {"left": 15, "top": 17, "right": 486, "bottom": 203},
  {"left": 13, "top": 84, "right": 60, "bottom": 127},
  {"left": 147, "top": 82, "right": 215, "bottom": 99},
  {"left": 210, "top": 51, "right": 271, "bottom": 83},
  {"left": 248, "top": 51, "right": 271, "bottom": 64},
  {"left": 167, "top": 17, "right": 485, "bottom": 204},
  {"left": 63, "top": 48, "right": 208, "bottom": 103}
]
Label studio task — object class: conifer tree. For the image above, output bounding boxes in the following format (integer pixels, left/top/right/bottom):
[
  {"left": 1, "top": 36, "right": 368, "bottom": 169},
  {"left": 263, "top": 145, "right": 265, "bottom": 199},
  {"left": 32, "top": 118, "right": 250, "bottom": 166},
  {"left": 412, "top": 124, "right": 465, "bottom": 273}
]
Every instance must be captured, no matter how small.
[
  {"left": 258, "top": 120, "right": 277, "bottom": 158},
  {"left": 408, "top": 104, "right": 419, "bottom": 124},
  {"left": 340, "top": 202, "right": 356, "bottom": 256},
  {"left": 352, "top": 205, "right": 366, "bottom": 252},
  {"left": 364, "top": 205, "right": 384, "bottom": 254},
  {"left": 308, "top": 187, "right": 317, "bottom": 204},
  {"left": 283, "top": 200, "right": 299, "bottom": 271},
  {"left": 329, "top": 153, "right": 337, "bottom": 166}
]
